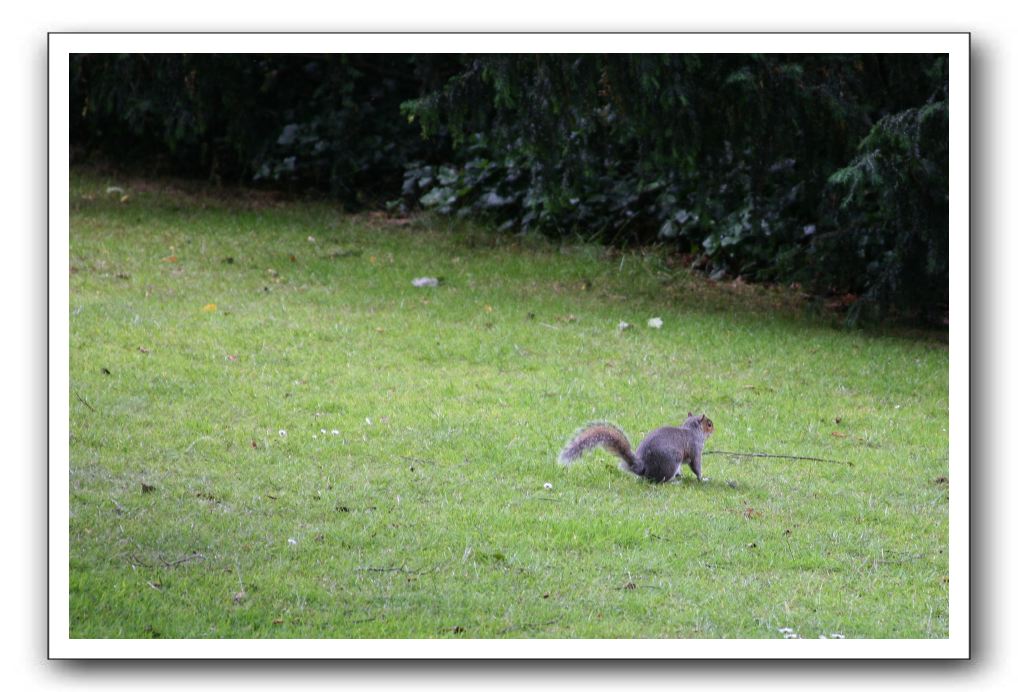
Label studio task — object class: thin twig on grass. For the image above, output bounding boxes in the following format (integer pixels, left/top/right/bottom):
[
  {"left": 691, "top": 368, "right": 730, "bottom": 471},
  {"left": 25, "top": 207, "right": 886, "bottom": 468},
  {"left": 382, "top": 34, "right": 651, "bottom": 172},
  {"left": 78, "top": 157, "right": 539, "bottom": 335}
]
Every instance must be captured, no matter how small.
[
  {"left": 159, "top": 552, "right": 206, "bottom": 568},
  {"left": 355, "top": 562, "right": 444, "bottom": 576},
  {"left": 355, "top": 565, "right": 421, "bottom": 575},
  {"left": 74, "top": 390, "right": 96, "bottom": 412},
  {"left": 705, "top": 449, "right": 853, "bottom": 467}
]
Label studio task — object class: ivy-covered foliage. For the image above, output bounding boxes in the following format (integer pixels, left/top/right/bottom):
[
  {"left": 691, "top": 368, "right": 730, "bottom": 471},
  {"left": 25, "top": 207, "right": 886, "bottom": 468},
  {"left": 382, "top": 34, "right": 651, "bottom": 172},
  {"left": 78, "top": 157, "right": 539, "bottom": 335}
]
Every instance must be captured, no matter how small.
[{"left": 70, "top": 53, "right": 949, "bottom": 324}]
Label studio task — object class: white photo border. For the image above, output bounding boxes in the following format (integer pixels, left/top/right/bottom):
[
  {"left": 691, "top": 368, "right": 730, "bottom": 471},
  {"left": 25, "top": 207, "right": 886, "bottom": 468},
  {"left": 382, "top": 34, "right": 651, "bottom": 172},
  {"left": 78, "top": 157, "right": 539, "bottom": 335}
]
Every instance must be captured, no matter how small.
[{"left": 49, "top": 32, "right": 969, "bottom": 660}]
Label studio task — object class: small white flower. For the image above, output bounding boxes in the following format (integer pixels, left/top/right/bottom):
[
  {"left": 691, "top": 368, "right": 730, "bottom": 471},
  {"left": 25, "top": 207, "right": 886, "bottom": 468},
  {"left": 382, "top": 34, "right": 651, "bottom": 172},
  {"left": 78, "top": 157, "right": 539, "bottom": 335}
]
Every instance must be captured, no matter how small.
[
  {"left": 312, "top": 434, "right": 318, "bottom": 439},
  {"left": 544, "top": 482, "right": 553, "bottom": 490},
  {"left": 830, "top": 633, "right": 845, "bottom": 639},
  {"left": 331, "top": 429, "right": 340, "bottom": 435},
  {"left": 617, "top": 321, "right": 632, "bottom": 331},
  {"left": 411, "top": 277, "right": 440, "bottom": 288},
  {"left": 307, "top": 235, "right": 316, "bottom": 243},
  {"left": 287, "top": 538, "right": 297, "bottom": 546},
  {"left": 777, "top": 627, "right": 795, "bottom": 634},
  {"left": 278, "top": 429, "right": 287, "bottom": 438},
  {"left": 365, "top": 418, "right": 372, "bottom": 425},
  {"left": 321, "top": 428, "right": 327, "bottom": 435},
  {"left": 783, "top": 632, "right": 801, "bottom": 639},
  {"left": 647, "top": 317, "right": 663, "bottom": 329},
  {"left": 818, "top": 634, "right": 827, "bottom": 639}
]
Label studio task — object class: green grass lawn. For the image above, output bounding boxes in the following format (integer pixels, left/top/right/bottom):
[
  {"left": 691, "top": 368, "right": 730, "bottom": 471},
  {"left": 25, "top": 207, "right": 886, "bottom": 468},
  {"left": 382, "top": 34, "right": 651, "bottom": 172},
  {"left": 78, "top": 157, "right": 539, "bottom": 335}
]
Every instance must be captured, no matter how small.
[{"left": 67, "top": 171, "right": 949, "bottom": 639}]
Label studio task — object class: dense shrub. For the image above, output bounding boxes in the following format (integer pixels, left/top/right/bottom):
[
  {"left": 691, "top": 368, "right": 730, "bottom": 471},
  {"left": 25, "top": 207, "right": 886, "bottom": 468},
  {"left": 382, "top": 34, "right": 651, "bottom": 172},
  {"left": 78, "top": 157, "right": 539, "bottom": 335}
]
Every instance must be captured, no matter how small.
[
  {"left": 816, "top": 98, "right": 949, "bottom": 323},
  {"left": 71, "top": 54, "right": 452, "bottom": 203},
  {"left": 70, "top": 53, "right": 949, "bottom": 324},
  {"left": 400, "top": 54, "right": 949, "bottom": 323}
]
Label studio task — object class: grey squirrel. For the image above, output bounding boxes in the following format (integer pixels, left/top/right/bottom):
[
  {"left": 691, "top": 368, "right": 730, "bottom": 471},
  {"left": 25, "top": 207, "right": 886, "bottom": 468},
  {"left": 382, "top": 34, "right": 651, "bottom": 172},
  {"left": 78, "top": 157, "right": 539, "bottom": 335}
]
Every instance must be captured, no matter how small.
[{"left": 558, "top": 413, "right": 714, "bottom": 482}]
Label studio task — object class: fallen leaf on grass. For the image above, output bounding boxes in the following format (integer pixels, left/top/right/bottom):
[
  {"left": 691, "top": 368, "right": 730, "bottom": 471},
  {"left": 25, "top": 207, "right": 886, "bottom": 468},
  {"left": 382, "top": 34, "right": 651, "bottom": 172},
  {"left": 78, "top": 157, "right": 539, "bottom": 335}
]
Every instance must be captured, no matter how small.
[
  {"left": 160, "top": 255, "right": 178, "bottom": 263},
  {"left": 225, "top": 354, "right": 238, "bottom": 361},
  {"left": 743, "top": 507, "right": 760, "bottom": 519},
  {"left": 233, "top": 591, "right": 246, "bottom": 604},
  {"left": 831, "top": 431, "right": 847, "bottom": 438},
  {"left": 201, "top": 303, "right": 217, "bottom": 312},
  {"left": 137, "top": 346, "right": 150, "bottom": 354},
  {"left": 101, "top": 367, "right": 111, "bottom": 375}
]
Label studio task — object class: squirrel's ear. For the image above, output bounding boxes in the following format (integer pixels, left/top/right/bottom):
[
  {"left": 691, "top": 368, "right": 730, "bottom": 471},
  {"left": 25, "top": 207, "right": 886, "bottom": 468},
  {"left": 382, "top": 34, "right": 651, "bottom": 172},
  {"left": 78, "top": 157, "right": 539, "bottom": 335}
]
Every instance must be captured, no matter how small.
[
  {"left": 699, "top": 414, "right": 706, "bottom": 422},
  {"left": 687, "top": 411, "right": 693, "bottom": 418}
]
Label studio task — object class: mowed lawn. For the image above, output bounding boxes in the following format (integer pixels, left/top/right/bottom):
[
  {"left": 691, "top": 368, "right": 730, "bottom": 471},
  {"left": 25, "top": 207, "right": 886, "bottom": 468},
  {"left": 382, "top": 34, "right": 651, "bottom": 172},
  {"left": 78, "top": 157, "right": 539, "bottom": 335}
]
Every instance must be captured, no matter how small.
[{"left": 67, "top": 172, "right": 950, "bottom": 639}]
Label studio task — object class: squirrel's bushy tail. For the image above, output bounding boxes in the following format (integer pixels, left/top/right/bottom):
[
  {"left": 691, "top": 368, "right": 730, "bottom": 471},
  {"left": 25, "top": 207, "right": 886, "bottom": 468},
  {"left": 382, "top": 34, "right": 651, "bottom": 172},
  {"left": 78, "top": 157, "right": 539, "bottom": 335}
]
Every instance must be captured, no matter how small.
[{"left": 558, "top": 422, "right": 641, "bottom": 474}]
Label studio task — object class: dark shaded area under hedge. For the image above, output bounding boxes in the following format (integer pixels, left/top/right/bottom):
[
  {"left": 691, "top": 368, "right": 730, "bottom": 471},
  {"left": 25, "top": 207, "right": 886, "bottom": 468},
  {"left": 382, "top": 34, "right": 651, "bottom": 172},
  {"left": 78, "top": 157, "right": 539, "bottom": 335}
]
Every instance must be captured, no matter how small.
[{"left": 70, "top": 53, "right": 949, "bottom": 325}]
